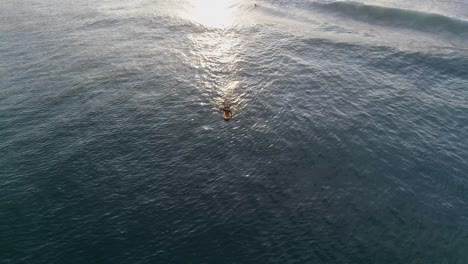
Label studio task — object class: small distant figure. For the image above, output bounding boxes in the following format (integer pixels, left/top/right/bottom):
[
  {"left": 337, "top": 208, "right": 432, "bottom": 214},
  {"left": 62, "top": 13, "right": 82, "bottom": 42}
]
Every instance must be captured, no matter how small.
[
  {"left": 254, "top": 3, "right": 257, "bottom": 8},
  {"left": 222, "top": 106, "right": 232, "bottom": 121}
]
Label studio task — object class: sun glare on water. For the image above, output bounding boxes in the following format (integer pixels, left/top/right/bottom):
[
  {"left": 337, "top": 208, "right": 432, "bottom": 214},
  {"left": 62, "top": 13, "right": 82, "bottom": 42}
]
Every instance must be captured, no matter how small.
[
  {"left": 180, "top": 0, "right": 243, "bottom": 114},
  {"left": 184, "top": 0, "right": 235, "bottom": 28}
]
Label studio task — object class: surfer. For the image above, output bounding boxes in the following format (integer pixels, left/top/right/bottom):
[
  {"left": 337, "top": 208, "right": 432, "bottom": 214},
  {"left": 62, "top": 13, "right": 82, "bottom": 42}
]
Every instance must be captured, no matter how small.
[{"left": 222, "top": 106, "right": 232, "bottom": 121}]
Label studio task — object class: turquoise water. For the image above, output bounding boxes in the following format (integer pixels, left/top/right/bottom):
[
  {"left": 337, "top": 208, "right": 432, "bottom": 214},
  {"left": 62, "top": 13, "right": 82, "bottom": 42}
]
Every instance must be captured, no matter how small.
[{"left": 1, "top": 0, "right": 468, "bottom": 263}]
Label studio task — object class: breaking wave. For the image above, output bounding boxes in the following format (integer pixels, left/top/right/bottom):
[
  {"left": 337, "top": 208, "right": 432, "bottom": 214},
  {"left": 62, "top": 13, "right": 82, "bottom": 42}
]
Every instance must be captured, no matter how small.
[{"left": 313, "top": 1, "right": 468, "bottom": 37}]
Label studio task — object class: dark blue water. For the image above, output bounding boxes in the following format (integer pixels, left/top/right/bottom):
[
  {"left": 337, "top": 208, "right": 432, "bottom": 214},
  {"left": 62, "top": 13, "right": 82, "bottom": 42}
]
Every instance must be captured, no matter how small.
[{"left": 1, "top": 0, "right": 468, "bottom": 263}]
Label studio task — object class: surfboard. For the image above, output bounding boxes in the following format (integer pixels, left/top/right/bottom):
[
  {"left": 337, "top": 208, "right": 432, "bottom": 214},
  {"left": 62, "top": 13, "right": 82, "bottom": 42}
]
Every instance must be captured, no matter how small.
[{"left": 223, "top": 110, "right": 232, "bottom": 121}]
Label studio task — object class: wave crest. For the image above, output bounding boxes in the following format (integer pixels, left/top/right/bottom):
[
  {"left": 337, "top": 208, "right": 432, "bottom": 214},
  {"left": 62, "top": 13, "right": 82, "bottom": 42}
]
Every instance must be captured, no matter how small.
[{"left": 314, "top": 1, "right": 468, "bottom": 37}]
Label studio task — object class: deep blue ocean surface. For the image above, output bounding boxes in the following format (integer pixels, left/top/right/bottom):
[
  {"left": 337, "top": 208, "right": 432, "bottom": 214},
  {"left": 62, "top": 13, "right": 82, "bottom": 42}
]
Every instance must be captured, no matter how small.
[{"left": 1, "top": 0, "right": 468, "bottom": 263}]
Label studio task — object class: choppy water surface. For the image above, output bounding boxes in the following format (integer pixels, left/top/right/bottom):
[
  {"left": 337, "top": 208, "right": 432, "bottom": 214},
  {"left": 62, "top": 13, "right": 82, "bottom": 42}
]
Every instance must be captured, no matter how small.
[{"left": 1, "top": 0, "right": 468, "bottom": 263}]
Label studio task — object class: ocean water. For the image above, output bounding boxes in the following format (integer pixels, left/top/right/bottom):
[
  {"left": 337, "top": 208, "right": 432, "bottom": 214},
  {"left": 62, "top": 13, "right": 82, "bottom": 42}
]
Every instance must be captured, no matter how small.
[{"left": 1, "top": 0, "right": 468, "bottom": 263}]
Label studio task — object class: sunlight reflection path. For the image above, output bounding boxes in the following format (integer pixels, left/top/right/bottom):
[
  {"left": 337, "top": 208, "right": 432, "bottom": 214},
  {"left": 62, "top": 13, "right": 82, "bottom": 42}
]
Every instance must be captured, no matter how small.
[
  {"left": 183, "top": 0, "right": 235, "bottom": 29},
  {"left": 183, "top": 0, "right": 245, "bottom": 116}
]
